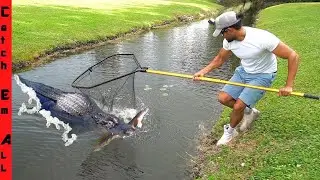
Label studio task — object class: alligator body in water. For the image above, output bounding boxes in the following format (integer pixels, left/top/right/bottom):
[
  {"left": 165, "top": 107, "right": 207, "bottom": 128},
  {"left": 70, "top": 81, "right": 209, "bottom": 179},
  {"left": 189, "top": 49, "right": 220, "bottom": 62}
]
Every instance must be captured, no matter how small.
[{"left": 16, "top": 75, "right": 148, "bottom": 150}]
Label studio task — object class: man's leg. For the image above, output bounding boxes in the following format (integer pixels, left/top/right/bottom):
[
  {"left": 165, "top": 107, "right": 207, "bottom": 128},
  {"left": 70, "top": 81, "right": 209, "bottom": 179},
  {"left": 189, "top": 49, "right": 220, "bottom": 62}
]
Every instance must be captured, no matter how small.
[
  {"left": 216, "top": 98, "right": 247, "bottom": 146},
  {"left": 218, "top": 91, "right": 236, "bottom": 108},
  {"left": 216, "top": 83, "right": 245, "bottom": 146},
  {"left": 218, "top": 66, "right": 245, "bottom": 108},
  {"left": 238, "top": 72, "right": 277, "bottom": 131},
  {"left": 230, "top": 99, "right": 247, "bottom": 128},
  {"left": 218, "top": 91, "right": 252, "bottom": 115},
  {"left": 216, "top": 67, "right": 252, "bottom": 146},
  {"left": 219, "top": 92, "right": 252, "bottom": 128}
]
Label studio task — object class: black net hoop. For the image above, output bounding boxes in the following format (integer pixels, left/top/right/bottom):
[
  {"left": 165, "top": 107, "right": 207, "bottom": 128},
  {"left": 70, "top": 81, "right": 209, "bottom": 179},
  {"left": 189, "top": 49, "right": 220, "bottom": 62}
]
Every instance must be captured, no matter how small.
[{"left": 71, "top": 54, "right": 145, "bottom": 112}]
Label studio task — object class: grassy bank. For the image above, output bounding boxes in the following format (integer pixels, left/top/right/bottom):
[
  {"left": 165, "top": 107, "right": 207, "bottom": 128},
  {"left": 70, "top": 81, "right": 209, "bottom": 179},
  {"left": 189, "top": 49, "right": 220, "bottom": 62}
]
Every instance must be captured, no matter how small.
[
  {"left": 197, "top": 3, "right": 320, "bottom": 179},
  {"left": 13, "top": 0, "right": 223, "bottom": 71}
]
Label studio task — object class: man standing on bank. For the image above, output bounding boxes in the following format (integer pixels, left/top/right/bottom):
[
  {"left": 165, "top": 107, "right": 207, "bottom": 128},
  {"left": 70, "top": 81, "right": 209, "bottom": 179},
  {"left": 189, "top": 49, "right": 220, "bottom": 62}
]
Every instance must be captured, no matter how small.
[{"left": 193, "top": 11, "right": 299, "bottom": 146}]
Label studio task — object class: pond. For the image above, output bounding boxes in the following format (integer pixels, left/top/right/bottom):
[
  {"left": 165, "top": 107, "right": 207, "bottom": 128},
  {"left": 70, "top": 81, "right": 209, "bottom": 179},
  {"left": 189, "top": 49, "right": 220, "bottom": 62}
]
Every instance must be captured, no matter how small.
[{"left": 12, "top": 19, "right": 234, "bottom": 180}]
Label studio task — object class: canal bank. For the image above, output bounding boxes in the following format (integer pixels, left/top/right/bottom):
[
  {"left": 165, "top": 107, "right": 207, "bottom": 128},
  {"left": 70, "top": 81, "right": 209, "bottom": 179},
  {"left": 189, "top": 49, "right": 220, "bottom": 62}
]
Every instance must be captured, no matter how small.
[
  {"left": 13, "top": 0, "right": 225, "bottom": 72},
  {"left": 193, "top": 2, "right": 320, "bottom": 179}
]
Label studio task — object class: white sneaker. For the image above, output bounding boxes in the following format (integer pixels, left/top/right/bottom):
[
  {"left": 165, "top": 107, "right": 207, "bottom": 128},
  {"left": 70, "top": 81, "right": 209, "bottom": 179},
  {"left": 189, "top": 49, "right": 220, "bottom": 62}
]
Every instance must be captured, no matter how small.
[
  {"left": 216, "top": 124, "right": 238, "bottom": 146},
  {"left": 239, "top": 108, "right": 260, "bottom": 132}
]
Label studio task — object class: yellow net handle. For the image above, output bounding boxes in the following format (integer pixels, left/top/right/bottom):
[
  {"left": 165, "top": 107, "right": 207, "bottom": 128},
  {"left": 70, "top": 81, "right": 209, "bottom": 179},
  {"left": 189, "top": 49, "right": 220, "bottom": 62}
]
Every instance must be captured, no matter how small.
[{"left": 145, "top": 69, "right": 312, "bottom": 98}]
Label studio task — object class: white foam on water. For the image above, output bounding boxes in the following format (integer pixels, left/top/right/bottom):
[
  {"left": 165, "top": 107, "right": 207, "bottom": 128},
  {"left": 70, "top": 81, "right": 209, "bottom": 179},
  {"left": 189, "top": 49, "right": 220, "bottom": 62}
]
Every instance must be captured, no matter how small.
[
  {"left": 14, "top": 74, "right": 77, "bottom": 146},
  {"left": 93, "top": 98, "right": 150, "bottom": 143},
  {"left": 111, "top": 108, "right": 138, "bottom": 123},
  {"left": 93, "top": 100, "right": 138, "bottom": 123},
  {"left": 144, "top": 85, "right": 152, "bottom": 91},
  {"left": 162, "top": 93, "right": 169, "bottom": 96}
]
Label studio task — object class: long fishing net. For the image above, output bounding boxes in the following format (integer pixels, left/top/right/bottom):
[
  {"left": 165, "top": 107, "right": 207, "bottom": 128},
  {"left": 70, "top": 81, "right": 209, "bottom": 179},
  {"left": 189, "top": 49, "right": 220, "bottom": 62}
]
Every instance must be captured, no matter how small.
[
  {"left": 72, "top": 54, "right": 143, "bottom": 113},
  {"left": 15, "top": 54, "right": 145, "bottom": 146}
]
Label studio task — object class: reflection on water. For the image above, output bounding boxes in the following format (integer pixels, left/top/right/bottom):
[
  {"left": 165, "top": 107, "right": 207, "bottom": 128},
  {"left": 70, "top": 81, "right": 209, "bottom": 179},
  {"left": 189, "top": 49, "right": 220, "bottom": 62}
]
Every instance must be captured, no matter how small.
[
  {"left": 79, "top": 140, "right": 145, "bottom": 180},
  {"left": 13, "top": 19, "right": 233, "bottom": 180}
]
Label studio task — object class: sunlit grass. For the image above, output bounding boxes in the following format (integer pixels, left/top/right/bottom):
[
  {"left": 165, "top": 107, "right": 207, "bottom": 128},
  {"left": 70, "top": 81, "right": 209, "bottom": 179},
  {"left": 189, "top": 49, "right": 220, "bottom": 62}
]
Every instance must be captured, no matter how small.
[
  {"left": 13, "top": 0, "right": 215, "bottom": 10},
  {"left": 12, "top": 0, "right": 223, "bottom": 67}
]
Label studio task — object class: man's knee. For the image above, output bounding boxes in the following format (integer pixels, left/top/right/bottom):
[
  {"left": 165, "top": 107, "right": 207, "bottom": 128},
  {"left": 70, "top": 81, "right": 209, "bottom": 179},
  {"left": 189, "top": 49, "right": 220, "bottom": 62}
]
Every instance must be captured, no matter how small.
[
  {"left": 218, "top": 92, "right": 233, "bottom": 105},
  {"left": 233, "top": 100, "right": 246, "bottom": 112}
]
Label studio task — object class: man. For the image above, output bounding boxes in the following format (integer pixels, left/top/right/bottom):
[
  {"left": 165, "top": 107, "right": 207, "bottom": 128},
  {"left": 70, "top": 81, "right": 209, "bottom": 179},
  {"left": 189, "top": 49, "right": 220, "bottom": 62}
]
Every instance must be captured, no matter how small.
[{"left": 193, "top": 11, "right": 299, "bottom": 146}]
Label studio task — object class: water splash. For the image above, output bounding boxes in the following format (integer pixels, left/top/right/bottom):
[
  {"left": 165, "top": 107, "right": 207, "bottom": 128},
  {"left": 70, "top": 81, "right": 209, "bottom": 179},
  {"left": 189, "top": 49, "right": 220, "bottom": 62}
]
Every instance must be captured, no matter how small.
[
  {"left": 111, "top": 108, "right": 138, "bottom": 123},
  {"left": 144, "top": 85, "right": 152, "bottom": 91},
  {"left": 92, "top": 97, "right": 150, "bottom": 145},
  {"left": 14, "top": 74, "right": 77, "bottom": 146}
]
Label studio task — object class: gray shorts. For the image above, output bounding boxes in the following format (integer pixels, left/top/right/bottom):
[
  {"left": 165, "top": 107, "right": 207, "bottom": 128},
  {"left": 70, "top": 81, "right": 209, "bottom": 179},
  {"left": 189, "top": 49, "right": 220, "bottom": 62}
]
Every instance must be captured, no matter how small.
[{"left": 222, "top": 66, "right": 277, "bottom": 108}]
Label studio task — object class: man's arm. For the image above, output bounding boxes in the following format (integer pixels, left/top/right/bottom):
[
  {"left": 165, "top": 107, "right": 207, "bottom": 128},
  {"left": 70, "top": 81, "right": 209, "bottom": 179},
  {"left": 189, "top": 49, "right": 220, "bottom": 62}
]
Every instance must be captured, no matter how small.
[
  {"left": 272, "top": 41, "right": 300, "bottom": 96},
  {"left": 193, "top": 48, "right": 232, "bottom": 79}
]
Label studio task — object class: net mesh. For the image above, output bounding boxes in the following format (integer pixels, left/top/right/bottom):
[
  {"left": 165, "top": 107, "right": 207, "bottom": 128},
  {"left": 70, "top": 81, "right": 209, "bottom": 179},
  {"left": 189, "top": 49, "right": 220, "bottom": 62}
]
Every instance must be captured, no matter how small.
[{"left": 72, "top": 54, "right": 142, "bottom": 112}]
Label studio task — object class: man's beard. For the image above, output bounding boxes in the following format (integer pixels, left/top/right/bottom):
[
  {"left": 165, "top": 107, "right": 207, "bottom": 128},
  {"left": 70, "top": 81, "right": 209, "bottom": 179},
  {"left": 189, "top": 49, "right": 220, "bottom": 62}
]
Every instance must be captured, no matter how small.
[{"left": 227, "top": 38, "right": 235, "bottom": 42}]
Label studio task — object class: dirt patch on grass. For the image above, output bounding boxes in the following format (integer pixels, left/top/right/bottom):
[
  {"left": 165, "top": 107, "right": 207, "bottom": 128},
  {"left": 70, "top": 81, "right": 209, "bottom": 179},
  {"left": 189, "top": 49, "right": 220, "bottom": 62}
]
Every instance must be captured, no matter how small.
[
  {"left": 191, "top": 128, "right": 261, "bottom": 179},
  {"left": 190, "top": 131, "right": 220, "bottom": 179}
]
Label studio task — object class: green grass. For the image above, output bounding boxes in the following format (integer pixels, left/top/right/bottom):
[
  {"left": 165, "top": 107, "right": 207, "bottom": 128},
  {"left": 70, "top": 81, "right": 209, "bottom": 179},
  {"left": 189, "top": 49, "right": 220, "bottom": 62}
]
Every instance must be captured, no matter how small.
[
  {"left": 12, "top": 0, "right": 223, "bottom": 69},
  {"left": 199, "top": 3, "right": 320, "bottom": 179}
]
